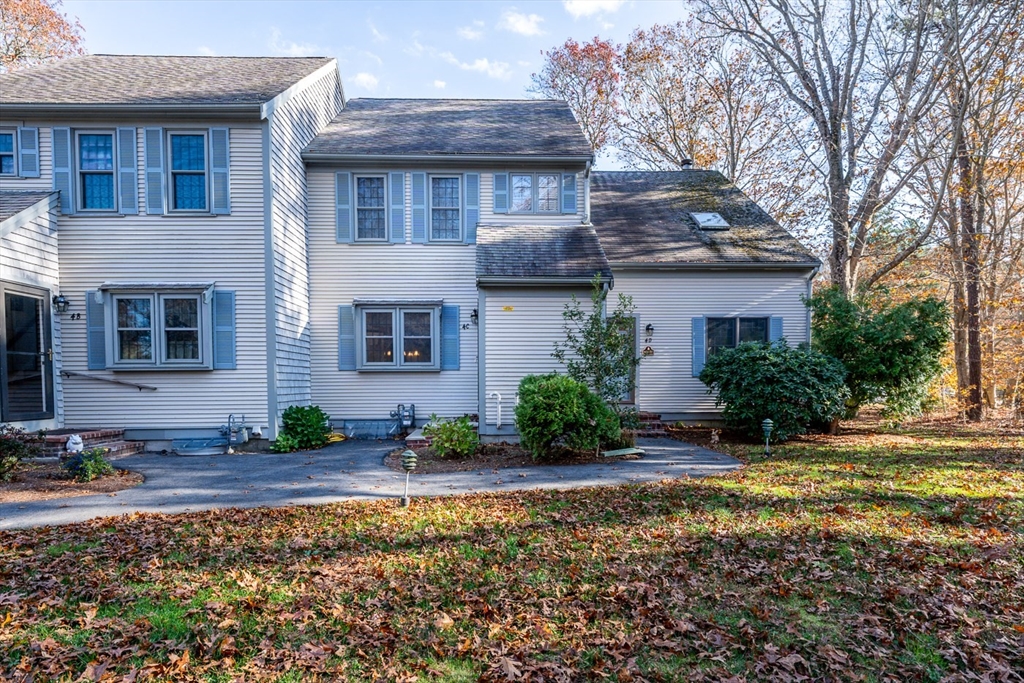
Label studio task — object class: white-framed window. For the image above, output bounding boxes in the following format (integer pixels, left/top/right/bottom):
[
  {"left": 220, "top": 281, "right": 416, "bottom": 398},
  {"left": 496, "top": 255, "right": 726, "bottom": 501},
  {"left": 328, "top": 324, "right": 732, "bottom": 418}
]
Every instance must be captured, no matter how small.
[
  {"left": 108, "top": 289, "right": 212, "bottom": 369},
  {"left": 706, "top": 317, "right": 769, "bottom": 358},
  {"left": 510, "top": 173, "right": 560, "bottom": 213},
  {"left": 76, "top": 130, "right": 117, "bottom": 211},
  {"left": 355, "top": 174, "right": 388, "bottom": 240},
  {"left": 430, "top": 175, "right": 461, "bottom": 241},
  {"left": 357, "top": 305, "right": 440, "bottom": 371},
  {"left": 168, "top": 131, "right": 209, "bottom": 212},
  {"left": 0, "top": 129, "right": 16, "bottom": 176}
]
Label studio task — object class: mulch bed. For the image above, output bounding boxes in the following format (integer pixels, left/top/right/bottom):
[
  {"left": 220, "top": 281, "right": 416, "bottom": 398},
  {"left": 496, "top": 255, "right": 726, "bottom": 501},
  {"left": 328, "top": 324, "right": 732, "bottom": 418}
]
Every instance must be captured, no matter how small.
[
  {"left": 385, "top": 441, "right": 642, "bottom": 474},
  {"left": 0, "top": 461, "right": 143, "bottom": 504}
]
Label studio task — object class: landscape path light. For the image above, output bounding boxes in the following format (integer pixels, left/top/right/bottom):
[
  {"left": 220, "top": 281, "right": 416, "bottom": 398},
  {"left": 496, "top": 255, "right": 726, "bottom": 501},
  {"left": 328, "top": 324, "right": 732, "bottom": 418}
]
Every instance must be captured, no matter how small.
[
  {"left": 400, "top": 449, "right": 418, "bottom": 507},
  {"left": 762, "top": 419, "right": 774, "bottom": 456}
]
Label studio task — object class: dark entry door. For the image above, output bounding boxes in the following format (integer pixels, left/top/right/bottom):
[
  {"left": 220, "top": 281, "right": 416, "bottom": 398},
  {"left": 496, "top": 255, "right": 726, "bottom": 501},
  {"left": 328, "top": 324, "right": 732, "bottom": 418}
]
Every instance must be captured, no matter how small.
[{"left": 0, "top": 283, "right": 54, "bottom": 421}]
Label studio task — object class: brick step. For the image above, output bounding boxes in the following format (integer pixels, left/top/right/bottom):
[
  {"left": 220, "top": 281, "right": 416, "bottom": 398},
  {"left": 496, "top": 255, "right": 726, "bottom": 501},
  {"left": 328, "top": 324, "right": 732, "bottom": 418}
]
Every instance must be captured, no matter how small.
[
  {"left": 37, "top": 428, "right": 136, "bottom": 458},
  {"left": 100, "top": 441, "right": 146, "bottom": 460}
]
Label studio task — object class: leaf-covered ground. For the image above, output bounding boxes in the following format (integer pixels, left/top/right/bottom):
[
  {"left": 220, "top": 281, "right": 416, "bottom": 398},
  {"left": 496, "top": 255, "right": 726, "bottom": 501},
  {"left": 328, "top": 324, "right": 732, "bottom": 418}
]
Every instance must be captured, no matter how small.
[{"left": 1, "top": 418, "right": 1021, "bottom": 681}]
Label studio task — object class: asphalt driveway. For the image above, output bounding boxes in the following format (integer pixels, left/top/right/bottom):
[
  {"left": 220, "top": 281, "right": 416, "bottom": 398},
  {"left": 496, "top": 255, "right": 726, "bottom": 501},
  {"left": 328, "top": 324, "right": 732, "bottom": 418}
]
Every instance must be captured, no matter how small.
[{"left": 0, "top": 438, "right": 741, "bottom": 530}]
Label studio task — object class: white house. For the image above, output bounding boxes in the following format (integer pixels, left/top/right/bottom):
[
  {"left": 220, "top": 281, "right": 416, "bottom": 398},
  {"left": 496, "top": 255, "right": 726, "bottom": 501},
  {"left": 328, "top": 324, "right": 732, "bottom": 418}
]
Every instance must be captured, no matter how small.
[{"left": 0, "top": 56, "right": 818, "bottom": 448}]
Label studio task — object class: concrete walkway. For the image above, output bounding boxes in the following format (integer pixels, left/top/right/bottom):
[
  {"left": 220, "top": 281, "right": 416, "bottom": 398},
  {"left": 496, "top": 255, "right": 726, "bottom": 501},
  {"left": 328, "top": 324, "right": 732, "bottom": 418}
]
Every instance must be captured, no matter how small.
[{"left": 0, "top": 438, "right": 741, "bottom": 530}]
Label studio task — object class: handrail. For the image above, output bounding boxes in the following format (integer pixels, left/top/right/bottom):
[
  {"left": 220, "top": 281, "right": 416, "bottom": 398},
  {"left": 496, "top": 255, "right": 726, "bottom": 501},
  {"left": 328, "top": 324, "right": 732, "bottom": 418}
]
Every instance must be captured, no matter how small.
[{"left": 61, "top": 370, "right": 157, "bottom": 392}]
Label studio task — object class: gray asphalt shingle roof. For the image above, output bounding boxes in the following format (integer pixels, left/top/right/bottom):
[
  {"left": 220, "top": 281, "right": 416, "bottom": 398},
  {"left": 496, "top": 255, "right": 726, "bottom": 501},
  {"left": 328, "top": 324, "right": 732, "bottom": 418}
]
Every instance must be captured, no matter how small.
[
  {"left": 305, "top": 99, "right": 593, "bottom": 158},
  {"left": 590, "top": 171, "right": 819, "bottom": 266},
  {"left": 0, "top": 191, "right": 54, "bottom": 223},
  {"left": 476, "top": 224, "right": 612, "bottom": 281},
  {"left": 0, "top": 55, "right": 334, "bottom": 107}
]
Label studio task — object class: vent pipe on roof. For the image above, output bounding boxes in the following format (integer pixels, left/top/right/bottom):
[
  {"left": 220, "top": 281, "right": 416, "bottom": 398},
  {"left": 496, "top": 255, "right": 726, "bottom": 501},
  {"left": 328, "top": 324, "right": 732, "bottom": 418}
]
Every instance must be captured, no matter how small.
[{"left": 681, "top": 159, "right": 694, "bottom": 169}]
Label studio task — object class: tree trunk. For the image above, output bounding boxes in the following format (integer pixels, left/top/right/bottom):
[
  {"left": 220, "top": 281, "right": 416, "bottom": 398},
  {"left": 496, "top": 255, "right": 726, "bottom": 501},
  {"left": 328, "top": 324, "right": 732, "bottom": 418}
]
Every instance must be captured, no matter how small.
[{"left": 956, "top": 121, "right": 983, "bottom": 421}]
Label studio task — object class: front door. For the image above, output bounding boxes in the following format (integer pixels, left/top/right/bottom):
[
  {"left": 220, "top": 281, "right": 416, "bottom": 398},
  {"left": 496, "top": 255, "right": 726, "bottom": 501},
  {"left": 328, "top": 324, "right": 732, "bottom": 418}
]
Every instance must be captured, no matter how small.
[{"left": 0, "top": 282, "right": 54, "bottom": 422}]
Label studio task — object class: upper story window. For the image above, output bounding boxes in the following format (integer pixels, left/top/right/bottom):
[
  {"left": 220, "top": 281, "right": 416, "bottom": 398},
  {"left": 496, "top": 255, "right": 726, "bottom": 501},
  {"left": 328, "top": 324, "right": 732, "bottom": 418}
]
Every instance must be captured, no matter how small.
[
  {"left": 77, "top": 131, "right": 116, "bottom": 211},
  {"left": 169, "top": 132, "right": 208, "bottom": 211},
  {"left": 0, "top": 130, "right": 16, "bottom": 175},
  {"left": 430, "top": 175, "right": 461, "bottom": 241},
  {"left": 706, "top": 317, "right": 769, "bottom": 357},
  {"left": 510, "top": 173, "right": 561, "bottom": 214},
  {"left": 356, "top": 175, "right": 387, "bottom": 240}
]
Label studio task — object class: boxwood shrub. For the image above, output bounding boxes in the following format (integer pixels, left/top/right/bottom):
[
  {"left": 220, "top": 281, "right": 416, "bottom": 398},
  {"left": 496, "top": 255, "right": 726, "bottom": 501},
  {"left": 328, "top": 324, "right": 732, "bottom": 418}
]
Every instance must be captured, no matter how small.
[{"left": 515, "top": 373, "right": 620, "bottom": 460}]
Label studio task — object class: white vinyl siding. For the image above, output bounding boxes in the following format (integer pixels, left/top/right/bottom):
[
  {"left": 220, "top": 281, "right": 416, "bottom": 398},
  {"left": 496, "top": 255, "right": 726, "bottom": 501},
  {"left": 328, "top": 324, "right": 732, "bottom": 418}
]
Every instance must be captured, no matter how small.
[
  {"left": 0, "top": 201, "right": 63, "bottom": 430},
  {"left": 307, "top": 167, "right": 478, "bottom": 420},
  {"left": 481, "top": 288, "right": 587, "bottom": 430},
  {"left": 481, "top": 172, "right": 585, "bottom": 225},
  {"left": 267, "top": 66, "right": 344, "bottom": 420},
  {"left": 55, "top": 123, "right": 269, "bottom": 430},
  {"left": 613, "top": 269, "right": 812, "bottom": 417}
]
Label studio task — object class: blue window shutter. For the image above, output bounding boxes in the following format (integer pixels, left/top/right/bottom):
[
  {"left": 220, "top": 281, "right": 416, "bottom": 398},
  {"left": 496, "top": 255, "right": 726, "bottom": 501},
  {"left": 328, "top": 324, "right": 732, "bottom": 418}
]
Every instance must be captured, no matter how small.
[
  {"left": 143, "top": 127, "right": 165, "bottom": 215},
  {"left": 493, "top": 172, "right": 509, "bottom": 213},
  {"left": 770, "top": 316, "right": 784, "bottom": 342},
  {"left": 411, "top": 172, "right": 427, "bottom": 243},
  {"left": 86, "top": 291, "right": 106, "bottom": 370},
  {"left": 116, "top": 127, "right": 138, "bottom": 214},
  {"left": 213, "top": 290, "right": 236, "bottom": 369},
  {"left": 561, "top": 173, "right": 577, "bottom": 214},
  {"left": 441, "top": 305, "right": 460, "bottom": 370},
  {"left": 210, "top": 127, "right": 230, "bottom": 215},
  {"left": 335, "top": 172, "right": 352, "bottom": 242},
  {"left": 51, "top": 127, "right": 74, "bottom": 215},
  {"left": 691, "top": 317, "right": 706, "bottom": 378},
  {"left": 338, "top": 305, "right": 356, "bottom": 370},
  {"left": 18, "top": 128, "right": 39, "bottom": 178},
  {"left": 464, "top": 173, "right": 479, "bottom": 244},
  {"left": 389, "top": 171, "right": 405, "bottom": 243}
]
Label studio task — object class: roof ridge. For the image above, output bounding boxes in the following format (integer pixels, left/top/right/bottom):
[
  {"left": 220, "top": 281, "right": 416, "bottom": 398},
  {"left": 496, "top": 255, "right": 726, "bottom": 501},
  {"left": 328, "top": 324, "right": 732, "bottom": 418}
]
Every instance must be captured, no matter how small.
[
  {"left": 348, "top": 97, "right": 565, "bottom": 103},
  {"left": 87, "top": 54, "right": 332, "bottom": 60}
]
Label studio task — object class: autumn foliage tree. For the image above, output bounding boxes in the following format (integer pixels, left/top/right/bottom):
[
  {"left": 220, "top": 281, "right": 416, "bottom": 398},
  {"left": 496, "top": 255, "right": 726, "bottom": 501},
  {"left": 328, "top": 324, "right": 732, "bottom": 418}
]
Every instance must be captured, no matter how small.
[{"left": 0, "top": 0, "right": 84, "bottom": 72}]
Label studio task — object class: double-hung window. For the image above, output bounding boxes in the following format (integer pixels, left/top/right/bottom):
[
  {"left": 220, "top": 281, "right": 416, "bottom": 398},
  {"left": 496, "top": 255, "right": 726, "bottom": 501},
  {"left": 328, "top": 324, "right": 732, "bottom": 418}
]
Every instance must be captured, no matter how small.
[
  {"left": 706, "top": 317, "right": 769, "bottom": 357},
  {"left": 357, "top": 305, "right": 440, "bottom": 370},
  {"left": 0, "top": 129, "right": 16, "bottom": 176},
  {"left": 77, "top": 131, "right": 116, "bottom": 211},
  {"left": 355, "top": 175, "right": 387, "bottom": 240},
  {"left": 510, "top": 173, "right": 560, "bottom": 214},
  {"left": 430, "top": 175, "right": 461, "bottom": 240},
  {"left": 112, "top": 292, "right": 206, "bottom": 367},
  {"left": 169, "top": 132, "right": 208, "bottom": 211}
]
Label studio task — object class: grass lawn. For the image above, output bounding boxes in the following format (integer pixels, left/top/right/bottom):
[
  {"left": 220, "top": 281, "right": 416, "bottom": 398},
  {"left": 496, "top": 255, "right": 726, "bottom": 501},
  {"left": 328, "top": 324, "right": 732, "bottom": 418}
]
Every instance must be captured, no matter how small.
[{"left": 1, "top": 416, "right": 1021, "bottom": 681}]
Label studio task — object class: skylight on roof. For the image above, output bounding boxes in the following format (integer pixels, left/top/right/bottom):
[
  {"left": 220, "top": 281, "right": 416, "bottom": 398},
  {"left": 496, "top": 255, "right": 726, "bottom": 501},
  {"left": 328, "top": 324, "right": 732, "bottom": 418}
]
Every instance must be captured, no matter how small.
[{"left": 690, "top": 212, "right": 730, "bottom": 230}]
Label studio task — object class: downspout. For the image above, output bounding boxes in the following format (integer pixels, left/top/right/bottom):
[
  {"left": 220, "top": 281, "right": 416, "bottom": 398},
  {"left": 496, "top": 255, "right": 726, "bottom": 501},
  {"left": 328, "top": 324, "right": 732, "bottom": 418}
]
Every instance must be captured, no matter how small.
[
  {"left": 805, "top": 265, "right": 820, "bottom": 346},
  {"left": 262, "top": 114, "right": 280, "bottom": 440},
  {"left": 583, "top": 160, "right": 592, "bottom": 224}
]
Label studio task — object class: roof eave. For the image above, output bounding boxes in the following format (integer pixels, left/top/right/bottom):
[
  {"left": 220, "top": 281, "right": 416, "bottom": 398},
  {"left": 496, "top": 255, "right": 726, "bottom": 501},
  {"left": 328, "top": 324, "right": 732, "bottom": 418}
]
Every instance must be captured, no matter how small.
[
  {"left": 477, "top": 275, "right": 611, "bottom": 287},
  {"left": 302, "top": 152, "right": 594, "bottom": 165},
  {"left": 0, "top": 103, "right": 264, "bottom": 120},
  {"left": 608, "top": 260, "right": 821, "bottom": 271},
  {"left": 0, "top": 192, "right": 58, "bottom": 239}
]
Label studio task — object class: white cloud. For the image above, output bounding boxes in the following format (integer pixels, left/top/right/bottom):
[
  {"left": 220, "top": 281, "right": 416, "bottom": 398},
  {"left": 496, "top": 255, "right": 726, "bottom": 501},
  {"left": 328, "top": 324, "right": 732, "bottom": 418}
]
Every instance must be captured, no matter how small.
[
  {"left": 457, "top": 25, "right": 483, "bottom": 40},
  {"left": 498, "top": 9, "right": 545, "bottom": 36},
  {"left": 196, "top": 46, "right": 217, "bottom": 56},
  {"left": 368, "top": 20, "right": 388, "bottom": 43},
  {"left": 433, "top": 80, "right": 446, "bottom": 89},
  {"left": 351, "top": 72, "right": 379, "bottom": 90},
  {"left": 440, "top": 51, "right": 512, "bottom": 79},
  {"left": 268, "top": 28, "right": 322, "bottom": 57},
  {"left": 563, "top": 0, "right": 626, "bottom": 18}
]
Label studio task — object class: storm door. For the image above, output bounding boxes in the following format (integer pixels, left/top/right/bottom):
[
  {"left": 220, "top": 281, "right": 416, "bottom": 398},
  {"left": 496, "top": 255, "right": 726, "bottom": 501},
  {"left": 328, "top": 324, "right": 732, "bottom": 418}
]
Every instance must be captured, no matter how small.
[{"left": 0, "top": 282, "right": 54, "bottom": 421}]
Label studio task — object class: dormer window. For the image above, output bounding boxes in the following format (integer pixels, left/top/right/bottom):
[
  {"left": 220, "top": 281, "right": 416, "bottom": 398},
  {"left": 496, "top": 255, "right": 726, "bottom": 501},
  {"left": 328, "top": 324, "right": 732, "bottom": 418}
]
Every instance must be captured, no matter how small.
[{"left": 510, "top": 173, "right": 561, "bottom": 214}]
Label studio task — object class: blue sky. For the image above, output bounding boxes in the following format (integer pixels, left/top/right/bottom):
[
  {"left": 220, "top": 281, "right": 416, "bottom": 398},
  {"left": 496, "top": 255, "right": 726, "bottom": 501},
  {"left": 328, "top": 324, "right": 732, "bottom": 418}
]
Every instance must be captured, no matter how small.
[{"left": 64, "top": 0, "right": 687, "bottom": 99}]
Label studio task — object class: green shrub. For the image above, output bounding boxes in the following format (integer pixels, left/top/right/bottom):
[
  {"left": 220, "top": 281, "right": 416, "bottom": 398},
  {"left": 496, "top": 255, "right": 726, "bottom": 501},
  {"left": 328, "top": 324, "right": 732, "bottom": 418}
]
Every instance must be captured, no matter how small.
[
  {"left": 423, "top": 414, "right": 479, "bottom": 458},
  {"left": 62, "top": 447, "right": 114, "bottom": 483},
  {"left": 699, "top": 340, "right": 849, "bottom": 441},
  {"left": 1, "top": 425, "right": 40, "bottom": 482},
  {"left": 275, "top": 405, "right": 331, "bottom": 452},
  {"left": 514, "top": 373, "right": 620, "bottom": 460},
  {"left": 807, "top": 286, "right": 950, "bottom": 419}
]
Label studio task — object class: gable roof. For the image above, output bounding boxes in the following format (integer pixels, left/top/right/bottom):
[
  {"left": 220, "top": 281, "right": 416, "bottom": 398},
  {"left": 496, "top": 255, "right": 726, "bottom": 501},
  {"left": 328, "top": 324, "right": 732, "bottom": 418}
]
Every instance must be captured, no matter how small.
[
  {"left": 476, "top": 224, "right": 611, "bottom": 284},
  {"left": 589, "top": 171, "right": 819, "bottom": 267},
  {"left": 305, "top": 99, "right": 593, "bottom": 160},
  {"left": 0, "top": 55, "right": 335, "bottom": 112},
  {"left": 0, "top": 191, "right": 53, "bottom": 223}
]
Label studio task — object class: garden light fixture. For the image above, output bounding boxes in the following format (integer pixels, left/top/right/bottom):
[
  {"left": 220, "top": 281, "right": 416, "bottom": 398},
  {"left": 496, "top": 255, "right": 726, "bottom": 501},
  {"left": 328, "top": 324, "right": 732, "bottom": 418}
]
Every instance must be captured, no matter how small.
[
  {"left": 762, "top": 419, "right": 774, "bottom": 456},
  {"left": 400, "top": 449, "right": 418, "bottom": 507}
]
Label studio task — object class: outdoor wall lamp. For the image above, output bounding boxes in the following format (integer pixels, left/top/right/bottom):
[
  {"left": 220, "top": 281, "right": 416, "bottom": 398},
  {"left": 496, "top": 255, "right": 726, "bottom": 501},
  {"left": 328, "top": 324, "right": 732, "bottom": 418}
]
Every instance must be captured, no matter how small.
[
  {"left": 470, "top": 308, "right": 479, "bottom": 325},
  {"left": 52, "top": 294, "right": 70, "bottom": 314},
  {"left": 645, "top": 323, "right": 654, "bottom": 336}
]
